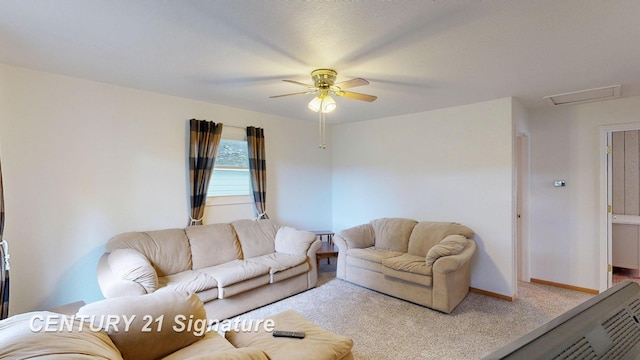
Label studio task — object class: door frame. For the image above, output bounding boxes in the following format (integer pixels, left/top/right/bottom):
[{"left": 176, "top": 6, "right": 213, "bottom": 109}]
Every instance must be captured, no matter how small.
[{"left": 599, "top": 122, "right": 640, "bottom": 291}]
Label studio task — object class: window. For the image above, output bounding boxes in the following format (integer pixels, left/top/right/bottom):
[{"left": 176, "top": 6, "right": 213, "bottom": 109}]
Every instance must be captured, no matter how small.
[{"left": 206, "top": 127, "right": 252, "bottom": 206}]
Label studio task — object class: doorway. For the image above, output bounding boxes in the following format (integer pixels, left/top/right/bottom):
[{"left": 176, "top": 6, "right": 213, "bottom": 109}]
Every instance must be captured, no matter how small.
[{"left": 601, "top": 123, "right": 640, "bottom": 290}]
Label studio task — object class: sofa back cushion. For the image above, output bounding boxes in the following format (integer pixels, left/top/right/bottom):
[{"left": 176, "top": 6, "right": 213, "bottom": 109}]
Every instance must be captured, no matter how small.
[
  {"left": 370, "top": 218, "right": 417, "bottom": 252},
  {"left": 106, "top": 229, "right": 192, "bottom": 277},
  {"left": 78, "top": 290, "right": 206, "bottom": 360},
  {"left": 232, "top": 219, "right": 279, "bottom": 259},
  {"left": 408, "top": 222, "right": 474, "bottom": 257},
  {"left": 186, "top": 223, "right": 242, "bottom": 269}
]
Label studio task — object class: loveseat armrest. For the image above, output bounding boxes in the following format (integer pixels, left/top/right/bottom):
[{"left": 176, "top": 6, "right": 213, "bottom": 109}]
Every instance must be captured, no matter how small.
[
  {"left": 432, "top": 238, "right": 476, "bottom": 274},
  {"left": 96, "top": 249, "right": 158, "bottom": 298},
  {"left": 335, "top": 223, "right": 375, "bottom": 250}
]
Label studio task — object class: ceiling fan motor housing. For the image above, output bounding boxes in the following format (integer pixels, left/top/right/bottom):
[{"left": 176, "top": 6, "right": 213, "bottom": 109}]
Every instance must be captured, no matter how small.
[{"left": 311, "top": 69, "right": 337, "bottom": 93}]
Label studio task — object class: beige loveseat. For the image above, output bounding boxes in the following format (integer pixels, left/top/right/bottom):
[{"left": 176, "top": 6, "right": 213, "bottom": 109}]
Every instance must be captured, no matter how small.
[
  {"left": 97, "top": 219, "right": 321, "bottom": 320},
  {"left": 0, "top": 290, "right": 354, "bottom": 360},
  {"left": 334, "top": 218, "right": 476, "bottom": 313}
]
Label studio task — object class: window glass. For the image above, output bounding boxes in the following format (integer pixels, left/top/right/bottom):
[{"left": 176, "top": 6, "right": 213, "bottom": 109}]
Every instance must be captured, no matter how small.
[{"left": 208, "top": 138, "right": 250, "bottom": 197}]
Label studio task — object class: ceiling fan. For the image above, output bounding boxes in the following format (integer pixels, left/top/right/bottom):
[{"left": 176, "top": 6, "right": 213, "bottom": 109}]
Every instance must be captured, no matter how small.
[
  {"left": 270, "top": 69, "right": 377, "bottom": 111},
  {"left": 270, "top": 69, "right": 377, "bottom": 149}
]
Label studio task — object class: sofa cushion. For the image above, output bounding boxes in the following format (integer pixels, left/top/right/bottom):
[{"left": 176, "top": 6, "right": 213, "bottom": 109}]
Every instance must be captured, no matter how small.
[
  {"left": 158, "top": 270, "right": 218, "bottom": 294},
  {"left": 107, "top": 229, "right": 192, "bottom": 277},
  {"left": 408, "top": 221, "right": 474, "bottom": 257},
  {"left": 0, "top": 311, "right": 123, "bottom": 360},
  {"left": 425, "top": 235, "right": 469, "bottom": 270},
  {"left": 198, "top": 259, "right": 271, "bottom": 287},
  {"left": 186, "top": 223, "right": 242, "bottom": 269},
  {"left": 274, "top": 226, "right": 316, "bottom": 255},
  {"left": 246, "top": 253, "right": 310, "bottom": 283},
  {"left": 78, "top": 290, "right": 206, "bottom": 360},
  {"left": 370, "top": 218, "right": 417, "bottom": 252},
  {"left": 226, "top": 310, "right": 353, "bottom": 360},
  {"left": 232, "top": 219, "right": 279, "bottom": 258}
]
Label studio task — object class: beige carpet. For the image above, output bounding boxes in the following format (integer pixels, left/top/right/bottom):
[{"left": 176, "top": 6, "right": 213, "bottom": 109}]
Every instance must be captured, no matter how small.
[{"left": 229, "top": 265, "right": 593, "bottom": 359}]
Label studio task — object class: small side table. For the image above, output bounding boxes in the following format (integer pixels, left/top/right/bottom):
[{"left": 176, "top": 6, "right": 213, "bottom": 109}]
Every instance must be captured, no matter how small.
[{"left": 313, "top": 230, "right": 337, "bottom": 265}]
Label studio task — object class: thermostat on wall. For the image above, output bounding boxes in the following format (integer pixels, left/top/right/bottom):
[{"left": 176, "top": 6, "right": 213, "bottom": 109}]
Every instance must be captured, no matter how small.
[{"left": 554, "top": 180, "right": 566, "bottom": 187}]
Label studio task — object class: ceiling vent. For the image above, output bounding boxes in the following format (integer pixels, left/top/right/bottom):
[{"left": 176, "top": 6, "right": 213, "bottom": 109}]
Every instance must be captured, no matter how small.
[{"left": 544, "top": 85, "right": 621, "bottom": 106}]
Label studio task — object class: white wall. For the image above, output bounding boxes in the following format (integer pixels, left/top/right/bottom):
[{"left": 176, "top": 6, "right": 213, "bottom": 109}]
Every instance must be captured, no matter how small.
[
  {"left": 331, "top": 98, "right": 516, "bottom": 297},
  {"left": 0, "top": 63, "right": 332, "bottom": 315},
  {"left": 528, "top": 96, "right": 640, "bottom": 291}
]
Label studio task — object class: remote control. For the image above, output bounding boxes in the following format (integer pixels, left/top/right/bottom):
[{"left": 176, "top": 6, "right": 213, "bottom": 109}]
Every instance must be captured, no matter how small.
[{"left": 272, "top": 330, "right": 305, "bottom": 339}]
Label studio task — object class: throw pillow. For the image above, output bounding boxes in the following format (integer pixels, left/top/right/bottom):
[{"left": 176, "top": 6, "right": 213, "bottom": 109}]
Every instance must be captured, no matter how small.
[
  {"left": 425, "top": 235, "right": 468, "bottom": 269},
  {"left": 274, "top": 226, "right": 316, "bottom": 255},
  {"left": 78, "top": 290, "right": 206, "bottom": 360}
]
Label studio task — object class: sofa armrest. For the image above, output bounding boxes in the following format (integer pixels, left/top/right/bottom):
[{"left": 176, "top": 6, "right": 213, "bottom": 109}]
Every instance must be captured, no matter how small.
[
  {"left": 432, "top": 239, "right": 476, "bottom": 274},
  {"left": 97, "top": 249, "right": 158, "bottom": 298},
  {"left": 274, "top": 226, "right": 317, "bottom": 255}
]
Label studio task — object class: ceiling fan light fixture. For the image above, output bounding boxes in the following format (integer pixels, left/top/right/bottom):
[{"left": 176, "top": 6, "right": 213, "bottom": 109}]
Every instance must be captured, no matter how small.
[
  {"left": 322, "top": 95, "right": 336, "bottom": 113},
  {"left": 308, "top": 94, "right": 336, "bottom": 113}
]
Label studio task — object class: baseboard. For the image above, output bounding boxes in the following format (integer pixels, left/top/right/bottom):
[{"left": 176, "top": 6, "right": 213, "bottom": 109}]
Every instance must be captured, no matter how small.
[
  {"left": 530, "top": 278, "right": 599, "bottom": 295},
  {"left": 470, "top": 287, "right": 515, "bottom": 301}
]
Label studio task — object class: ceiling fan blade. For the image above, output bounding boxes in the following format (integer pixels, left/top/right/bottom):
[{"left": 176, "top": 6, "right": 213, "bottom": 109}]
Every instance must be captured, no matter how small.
[
  {"left": 335, "top": 90, "right": 377, "bottom": 102},
  {"left": 269, "top": 90, "right": 317, "bottom": 98},
  {"left": 333, "top": 78, "right": 369, "bottom": 90},
  {"left": 282, "top": 79, "right": 315, "bottom": 88}
]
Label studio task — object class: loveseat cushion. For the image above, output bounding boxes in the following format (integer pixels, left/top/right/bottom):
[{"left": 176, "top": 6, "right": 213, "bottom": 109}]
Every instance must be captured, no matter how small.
[
  {"left": 382, "top": 253, "right": 433, "bottom": 286},
  {"left": 382, "top": 253, "right": 431, "bottom": 275},
  {"left": 232, "top": 219, "right": 279, "bottom": 259},
  {"left": 408, "top": 222, "right": 474, "bottom": 257},
  {"left": 346, "top": 247, "right": 403, "bottom": 273},
  {"left": 107, "top": 229, "right": 192, "bottom": 277},
  {"left": 274, "top": 226, "right": 316, "bottom": 255},
  {"left": 186, "top": 223, "right": 242, "bottom": 269},
  {"left": 158, "top": 270, "right": 218, "bottom": 295},
  {"left": 425, "top": 234, "right": 469, "bottom": 271},
  {"left": 0, "top": 311, "right": 123, "bottom": 360},
  {"left": 78, "top": 290, "right": 206, "bottom": 360},
  {"left": 246, "top": 252, "right": 310, "bottom": 283},
  {"left": 370, "top": 218, "right": 417, "bottom": 252}
]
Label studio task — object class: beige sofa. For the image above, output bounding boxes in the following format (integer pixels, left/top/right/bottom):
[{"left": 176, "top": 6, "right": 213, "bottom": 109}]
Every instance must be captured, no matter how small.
[
  {"left": 334, "top": 218, "right": 476, "bottom": 313},
  {"left": 97, "top": 219, "right": 321, "bottom": 320},
  {"left": 0, "top": 290, "right": 354, "bottom": 360}
]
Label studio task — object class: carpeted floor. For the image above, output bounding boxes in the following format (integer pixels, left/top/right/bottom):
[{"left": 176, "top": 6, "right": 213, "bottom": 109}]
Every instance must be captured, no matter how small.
[{"left": 228, "top": 263, "right": 593, "bottom": 359}]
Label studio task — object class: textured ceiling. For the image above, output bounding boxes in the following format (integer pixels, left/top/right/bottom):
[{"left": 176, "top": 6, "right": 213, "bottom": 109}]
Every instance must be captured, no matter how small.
[{"left": 1, "top": 0, "right": 640, "bottom": 123}]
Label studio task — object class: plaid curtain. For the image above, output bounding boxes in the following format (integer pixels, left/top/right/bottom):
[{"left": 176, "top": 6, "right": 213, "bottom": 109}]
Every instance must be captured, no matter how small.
[
  {"left": 188, "top": 119, "right": 223, "bottom": 226},
  {"left": 0, "top": 160, "right": 9, "bottom": 319},
  {"left": 247, "top": 127, "right": 268, "bottom": 219}
]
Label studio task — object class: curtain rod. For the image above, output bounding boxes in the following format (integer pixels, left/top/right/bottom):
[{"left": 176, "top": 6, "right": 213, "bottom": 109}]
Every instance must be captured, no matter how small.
[{"left": 223, "top": 124, "right": 249, "bottom": 130}]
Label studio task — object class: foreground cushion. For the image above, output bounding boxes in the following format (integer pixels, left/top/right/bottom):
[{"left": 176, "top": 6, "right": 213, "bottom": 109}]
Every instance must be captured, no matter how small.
[
  {"left": 78, "top": 290, "right": 206, "bottom": 360},
  {"left": 0, "top": 310, "right": 123, "bottom": 359},
  {"left": 226, "top": 309, "right": 353, "bottom": 360}
]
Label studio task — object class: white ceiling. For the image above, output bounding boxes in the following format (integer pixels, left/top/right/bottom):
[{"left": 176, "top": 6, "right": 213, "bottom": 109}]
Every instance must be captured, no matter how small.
[{"left": 2, "top": 0, "right": 640, "bottom": 124}]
